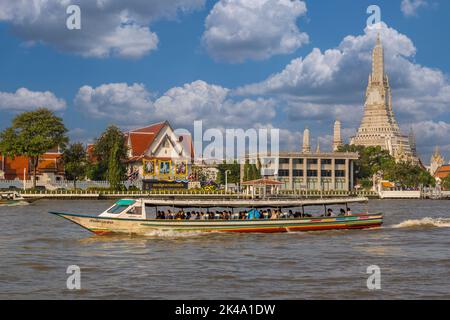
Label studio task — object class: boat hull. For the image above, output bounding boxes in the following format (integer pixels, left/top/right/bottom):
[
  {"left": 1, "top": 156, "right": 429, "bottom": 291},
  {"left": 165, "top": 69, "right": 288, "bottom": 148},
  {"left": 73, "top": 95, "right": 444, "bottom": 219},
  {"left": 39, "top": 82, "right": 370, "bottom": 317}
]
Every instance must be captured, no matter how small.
[{"left": 49, "top": 212, "right": 383, "bottom": 235}]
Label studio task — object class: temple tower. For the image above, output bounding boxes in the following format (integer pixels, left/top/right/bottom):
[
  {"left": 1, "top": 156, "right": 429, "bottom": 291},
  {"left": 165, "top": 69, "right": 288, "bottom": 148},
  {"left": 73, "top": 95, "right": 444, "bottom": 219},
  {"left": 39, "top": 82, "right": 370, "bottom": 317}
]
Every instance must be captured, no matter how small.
[
  {"left": 430, "top": 146, "right": 444, "bottom": 175},
  {"left": 302, "top": 128, "right": 311, "bottom": 153},
  {"left": 333, "top": 120, "right": 343, "bottom": 151},
  {"left": 350, "top": 34, "right": 417, "bottom": 163}
]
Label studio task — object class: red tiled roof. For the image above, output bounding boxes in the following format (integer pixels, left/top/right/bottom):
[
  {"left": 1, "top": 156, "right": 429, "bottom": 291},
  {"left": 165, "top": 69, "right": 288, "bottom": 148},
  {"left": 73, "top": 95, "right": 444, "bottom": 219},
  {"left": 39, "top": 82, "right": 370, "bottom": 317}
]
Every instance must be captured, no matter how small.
[
  {"left": 130, "top": 121, "right": 166, "bottom": 134},
  {"left": 242, "top": 178, "right": 283, "bottom": 186},
  {"left": 127, "top": 121, "right": 167, "bottom": 157},
  {"left": 0, "top": 152, "right": 63, "bottom": 180},
  {"left": 435, "top": 165, "right": 450, "bottom": 179}
]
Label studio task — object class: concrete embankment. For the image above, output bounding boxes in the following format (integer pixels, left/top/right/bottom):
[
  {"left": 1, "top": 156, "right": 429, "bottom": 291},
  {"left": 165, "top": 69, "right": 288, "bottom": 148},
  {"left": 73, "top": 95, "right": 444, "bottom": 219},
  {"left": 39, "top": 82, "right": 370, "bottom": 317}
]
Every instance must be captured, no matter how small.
[{"left": 20, "top": 192, "right": 379, "bottom": 201}]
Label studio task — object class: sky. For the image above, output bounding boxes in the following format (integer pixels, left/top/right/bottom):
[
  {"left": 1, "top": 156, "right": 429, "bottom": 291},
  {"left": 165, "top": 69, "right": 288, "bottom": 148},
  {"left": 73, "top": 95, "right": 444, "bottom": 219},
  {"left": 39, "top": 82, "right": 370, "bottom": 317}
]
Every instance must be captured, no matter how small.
[{"left": 0, "top": 0, "right": 449, "bottom": 164}]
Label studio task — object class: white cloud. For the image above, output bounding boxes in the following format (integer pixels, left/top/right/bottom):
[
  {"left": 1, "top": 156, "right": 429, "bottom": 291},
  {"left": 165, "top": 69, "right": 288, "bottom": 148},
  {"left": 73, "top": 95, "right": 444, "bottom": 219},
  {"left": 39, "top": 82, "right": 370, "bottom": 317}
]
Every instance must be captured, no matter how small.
[
  {"left": 74, "top": 83, "right": 155, "bottom": 123},
  {"left": 0, "top": 88, "right": 66, "bottom": 111},
  {"left": 0, "top": 0, "right": 205, "bottom": 59},
  {"left": 202, "top": 0, "right": 308, "bottom": 63},
  {"left": 401, "top": 0, "right": 428, "bottom": 17},
  {"left": 74, "top": 80, "right": 276, "bottom": 128},
  {"left": 237, "top": 23, "right": 450, "bottom": 123}
]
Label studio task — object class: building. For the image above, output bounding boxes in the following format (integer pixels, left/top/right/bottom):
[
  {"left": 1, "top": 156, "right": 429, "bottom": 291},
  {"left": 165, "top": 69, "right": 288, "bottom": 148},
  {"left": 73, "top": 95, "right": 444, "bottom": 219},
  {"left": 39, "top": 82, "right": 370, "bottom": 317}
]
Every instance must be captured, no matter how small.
[
  {"left": 123, "top": 121, "right": 194, "bottom": 190},
  {"left": 350, "top": 34, "right": 417, "bottom": 163},
  {"left": 0, "top": 147, "right": 64, "bottom": 182},
  {"left": 243, "top": 126, "right": 358, "bottom": 191},
  {"left": 434, "top": 165, "right": 450, "bottom": 184},
  {"left": 429, "top": 146, "right": 445, "bottom": 176}
]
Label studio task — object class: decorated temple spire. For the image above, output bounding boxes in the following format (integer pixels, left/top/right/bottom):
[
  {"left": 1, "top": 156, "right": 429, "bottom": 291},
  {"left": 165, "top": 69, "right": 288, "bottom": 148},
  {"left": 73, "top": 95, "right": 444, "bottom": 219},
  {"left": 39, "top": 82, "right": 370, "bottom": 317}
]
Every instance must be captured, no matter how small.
[
  {"left": 371, "top": 33, "right": 385, "bottom": 84},
  {"left": 408, "top": 127, "right": 417, "bottom": 157}
]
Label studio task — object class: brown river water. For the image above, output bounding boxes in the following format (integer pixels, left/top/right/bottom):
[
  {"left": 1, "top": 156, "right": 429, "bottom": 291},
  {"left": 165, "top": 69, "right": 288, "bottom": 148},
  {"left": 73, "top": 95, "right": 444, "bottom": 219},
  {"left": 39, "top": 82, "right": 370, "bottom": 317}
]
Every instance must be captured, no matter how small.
[{"left": 0, "top": 199, "right": 449, "bottom": 299}]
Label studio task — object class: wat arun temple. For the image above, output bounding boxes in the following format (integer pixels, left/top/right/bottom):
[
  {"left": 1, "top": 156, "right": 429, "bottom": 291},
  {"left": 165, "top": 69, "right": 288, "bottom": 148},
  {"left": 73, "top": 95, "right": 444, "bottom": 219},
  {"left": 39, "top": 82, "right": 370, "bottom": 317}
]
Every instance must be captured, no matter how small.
[{"left": 350, "top": 35, "right": 419, "bottom": 164}]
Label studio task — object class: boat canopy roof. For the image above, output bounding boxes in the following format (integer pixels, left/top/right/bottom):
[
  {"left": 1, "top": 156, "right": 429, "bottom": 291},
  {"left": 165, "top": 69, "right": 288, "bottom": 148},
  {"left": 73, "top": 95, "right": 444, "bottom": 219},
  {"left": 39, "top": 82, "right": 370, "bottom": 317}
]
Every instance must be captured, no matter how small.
[{"left": 133, "top": 197, "right": 368, "bottom": 208}]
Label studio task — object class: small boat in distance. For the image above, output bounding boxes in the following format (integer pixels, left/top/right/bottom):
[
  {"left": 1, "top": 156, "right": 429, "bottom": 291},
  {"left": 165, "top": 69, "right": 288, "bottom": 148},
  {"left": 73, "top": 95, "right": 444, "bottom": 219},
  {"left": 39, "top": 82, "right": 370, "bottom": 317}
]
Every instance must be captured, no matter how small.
[
  {"left": 49, "top": 197, "right": 383, "bottom": 235},
  {"left": 0, "top": 191, "right": 28, "bottom": 206}
]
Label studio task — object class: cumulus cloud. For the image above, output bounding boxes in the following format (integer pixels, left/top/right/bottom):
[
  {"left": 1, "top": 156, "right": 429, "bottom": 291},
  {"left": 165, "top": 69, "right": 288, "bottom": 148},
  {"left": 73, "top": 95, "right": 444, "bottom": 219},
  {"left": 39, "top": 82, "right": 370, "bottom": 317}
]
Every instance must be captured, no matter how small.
[
  {"left": 202, "top": 0, "right": 308, "bottom": 63},
  {"left": 401, "top": 0, "right": 428, "bottom": 17},
  {"left": 409, "top": 120, "right": 450, "bottom": 159},
  {"left": 0, "top": 0, "right": 205, "bottom": 58},
  {"left": 74, "top": 80, "right": 276, "bottom": 128},
  {"left": 237, "top": 23, "right": 450, "bottom": 123},
  {"left": 0, "top": 88, "right": 66, "bottom": 111}
]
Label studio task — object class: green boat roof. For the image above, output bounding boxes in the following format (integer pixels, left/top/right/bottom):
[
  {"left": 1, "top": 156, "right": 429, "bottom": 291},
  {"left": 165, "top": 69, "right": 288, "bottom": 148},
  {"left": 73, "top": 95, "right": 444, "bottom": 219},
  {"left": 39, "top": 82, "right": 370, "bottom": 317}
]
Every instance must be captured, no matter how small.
[{"left": 115, "top": 199, "right": 136, "bottom": 206}]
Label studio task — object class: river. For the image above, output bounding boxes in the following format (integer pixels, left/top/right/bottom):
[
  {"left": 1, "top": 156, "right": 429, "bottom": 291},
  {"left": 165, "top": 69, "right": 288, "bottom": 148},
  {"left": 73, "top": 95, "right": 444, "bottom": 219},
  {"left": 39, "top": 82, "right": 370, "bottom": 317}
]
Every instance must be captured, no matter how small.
[{"left": 0, "top": 199, "right": 449, "bottom": 299}]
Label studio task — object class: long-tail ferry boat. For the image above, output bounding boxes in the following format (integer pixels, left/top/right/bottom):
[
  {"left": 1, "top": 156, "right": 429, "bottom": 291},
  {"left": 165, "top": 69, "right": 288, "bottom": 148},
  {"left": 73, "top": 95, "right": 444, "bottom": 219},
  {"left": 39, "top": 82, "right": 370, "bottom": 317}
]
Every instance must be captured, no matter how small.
[{"left": 49, "top": 197, "right": 383, "bottom": 235}]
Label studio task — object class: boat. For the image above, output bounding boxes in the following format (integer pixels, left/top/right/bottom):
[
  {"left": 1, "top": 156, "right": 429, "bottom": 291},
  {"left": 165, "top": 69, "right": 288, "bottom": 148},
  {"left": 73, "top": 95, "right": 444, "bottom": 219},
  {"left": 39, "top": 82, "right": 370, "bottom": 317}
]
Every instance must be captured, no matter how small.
[
  {"left": 0, "top": 192, "right": 28, "bottom": 206},
  {"left": 49, "top": 197, "right": 383, "bottom": 235}
]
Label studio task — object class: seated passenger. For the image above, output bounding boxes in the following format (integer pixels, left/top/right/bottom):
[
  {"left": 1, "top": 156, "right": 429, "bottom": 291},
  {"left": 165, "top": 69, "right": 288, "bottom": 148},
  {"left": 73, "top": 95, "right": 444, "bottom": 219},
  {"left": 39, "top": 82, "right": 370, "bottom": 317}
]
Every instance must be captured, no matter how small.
[
  {"left": 326, "top": 208, "right": 335, "bottom": 217},
  {"left": 339, "top": 208, "right": 346, "bottom": 216},
  {"left": 346, "top": 208, "right": 352, "bottom": 216}
]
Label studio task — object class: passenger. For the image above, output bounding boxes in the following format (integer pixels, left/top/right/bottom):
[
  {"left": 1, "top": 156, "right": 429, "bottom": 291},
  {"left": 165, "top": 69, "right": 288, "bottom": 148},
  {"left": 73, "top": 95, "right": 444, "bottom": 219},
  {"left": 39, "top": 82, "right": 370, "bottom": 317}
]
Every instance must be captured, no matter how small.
[
  {"left": 270, "top": 210, "right": 278, "bottom": 220},
  {"left": 346, "top": 208, "right": 352, "bottom": 216},
  {"left": 288, "top": 210, "right": 294, "bottom": 219},
  {"left": 267, "top": 209, "right": 272, "bottom": 219},
  {"left": 326, "top": 208, "right": 335, "bottom": 217},
  {"left": 339, "top": 208, "right": 346, "bottom": 216}
]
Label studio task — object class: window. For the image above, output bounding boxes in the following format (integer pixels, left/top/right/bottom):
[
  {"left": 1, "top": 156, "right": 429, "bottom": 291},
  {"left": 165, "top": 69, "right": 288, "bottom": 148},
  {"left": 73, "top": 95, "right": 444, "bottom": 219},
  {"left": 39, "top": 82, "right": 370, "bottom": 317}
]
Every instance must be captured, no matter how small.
[
  {"left": 107, "top": 205, "right": 129, "bottom": 214},
  {"left": 278, "top": 169, "right": 289, "bottom": 177},
  {"left": 279, "top": 158, "right": 290, "bottom": 164},
  {"left": 335, "top": 159, "right": 346, "bottom": 165},
  {"left": 321, "top": 159, "right": 332, "bottom": 165},
  {"left": 307, "top": 170, "right": 317, "bottom": 177},
  {"left": 321, "top": 170, "right": 332, "bottom": 177},
  {"left": 307, "top": 159, "right": 318, "bottom": 165},
  {"left": 127, "top": 206, "right": 142, "bottom": 215},
  {"left": 293, "top": 159, "right": 303, "bottom": 165},
  {"left": 335, "top": 170, "right": 346, "bottom": 177},
  {"left": 293, "top": 170, "right": 303, "bottom": 177}
]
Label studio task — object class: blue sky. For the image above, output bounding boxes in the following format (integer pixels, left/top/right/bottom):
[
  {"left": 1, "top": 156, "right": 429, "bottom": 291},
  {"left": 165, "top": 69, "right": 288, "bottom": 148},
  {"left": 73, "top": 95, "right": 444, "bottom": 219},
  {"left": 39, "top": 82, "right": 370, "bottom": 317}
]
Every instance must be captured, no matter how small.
[{"left": 0, "top": 0, "right": 449, "bottom": 163}]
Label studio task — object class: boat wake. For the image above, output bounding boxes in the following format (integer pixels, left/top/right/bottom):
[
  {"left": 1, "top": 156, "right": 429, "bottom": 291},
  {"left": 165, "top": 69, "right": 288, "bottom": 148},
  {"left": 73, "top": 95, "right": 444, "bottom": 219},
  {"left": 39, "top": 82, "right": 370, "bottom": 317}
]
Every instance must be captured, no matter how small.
[
  {"left": 391, "top": 217, "right": 450, "bottom": 229},
  {"left": 143, "top": 229, "right": 207, "bottom": 238}
]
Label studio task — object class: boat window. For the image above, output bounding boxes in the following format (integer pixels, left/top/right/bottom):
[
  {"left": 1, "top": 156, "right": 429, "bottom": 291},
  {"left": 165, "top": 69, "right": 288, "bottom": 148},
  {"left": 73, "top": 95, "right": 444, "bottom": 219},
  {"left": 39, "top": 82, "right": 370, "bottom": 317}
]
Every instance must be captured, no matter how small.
[
  {"left": 127, "top": 206, "right": 142, "bottom": 215},
  {"left": 107, "top": 204, "right": 129, "bottom": 214}
]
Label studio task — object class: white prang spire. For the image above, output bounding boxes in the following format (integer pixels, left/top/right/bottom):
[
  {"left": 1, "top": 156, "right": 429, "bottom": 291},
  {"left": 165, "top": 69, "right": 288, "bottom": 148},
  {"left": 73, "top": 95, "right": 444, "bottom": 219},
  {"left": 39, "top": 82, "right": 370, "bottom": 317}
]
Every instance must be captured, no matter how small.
[
  {"left": 302, "top": 127, "right": 311, "bottom": 153},
  {"left": 333, "top": 119, "right": 343, "bottom": 151}
]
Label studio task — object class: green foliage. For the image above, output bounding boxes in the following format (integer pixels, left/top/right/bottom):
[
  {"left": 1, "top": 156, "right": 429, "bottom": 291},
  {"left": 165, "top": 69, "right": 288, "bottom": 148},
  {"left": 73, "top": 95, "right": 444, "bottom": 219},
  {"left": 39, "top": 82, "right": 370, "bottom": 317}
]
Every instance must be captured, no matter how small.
[
  {"left": 338, "top": 144, "right": 434, "bottom": 188},
  {"left": 63, "top": 143, "right": 87, "bottom": 189},
  {"left": 242, "top": 159, "right": 261, "bottom": 182},
  {"left": 0, "top": 108, "right": 68, "bottom": 188},
  {"left": 107, "top": 139, "right": 126, "bottom": 190},
  {"left": 442, "top": 175, "right": 450, "bottom": 190},
  {"left": 217, "top": 161, "right": 240, "bottom": 185},
  {"left": 91, "top": 125, "right": 128, "bottom": 187}
]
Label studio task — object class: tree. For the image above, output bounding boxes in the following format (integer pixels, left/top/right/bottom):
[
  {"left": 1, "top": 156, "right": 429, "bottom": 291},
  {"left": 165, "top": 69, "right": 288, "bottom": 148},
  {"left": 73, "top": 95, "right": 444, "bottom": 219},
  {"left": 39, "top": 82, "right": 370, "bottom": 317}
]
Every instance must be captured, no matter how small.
[
  {"left": 0, "top": 108, "right": 67, "bottom": 188},
  {"left": 63, "top": 143, "right": 87, "bottom": 189},
  {"left": 107, "top": 140, "right": 125, "bottom": 190},
  {"left": 91, "top": 125, "right": 128, "bottom": 189},
  {"left": 217, "top": 161, "right": 240, "bottom": 185},
  {"left": 337, "top": 144, "right": 433, "bottom": 189},
  {"left": 442, "top": 175, "right": 450, "bottom": 190}
]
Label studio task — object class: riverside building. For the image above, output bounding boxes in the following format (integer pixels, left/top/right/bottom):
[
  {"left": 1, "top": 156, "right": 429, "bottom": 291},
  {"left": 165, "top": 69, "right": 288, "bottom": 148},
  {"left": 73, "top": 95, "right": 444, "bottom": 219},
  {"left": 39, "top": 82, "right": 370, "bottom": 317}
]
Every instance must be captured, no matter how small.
[{"left": 242, "top": 124, "right": 358, "bottom": 192}]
